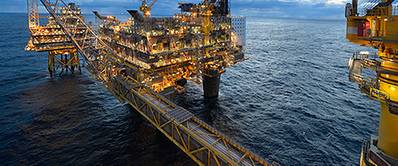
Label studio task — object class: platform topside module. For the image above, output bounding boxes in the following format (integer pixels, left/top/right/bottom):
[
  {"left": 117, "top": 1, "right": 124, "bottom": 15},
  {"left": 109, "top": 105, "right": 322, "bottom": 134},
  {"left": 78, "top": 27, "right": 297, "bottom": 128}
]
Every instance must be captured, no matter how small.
[
  {"left": 27, "top": 0, "right": 247, "bottom": 99},
  {"left": 94, "top": 1, "right": 246, "bottom": 97}
]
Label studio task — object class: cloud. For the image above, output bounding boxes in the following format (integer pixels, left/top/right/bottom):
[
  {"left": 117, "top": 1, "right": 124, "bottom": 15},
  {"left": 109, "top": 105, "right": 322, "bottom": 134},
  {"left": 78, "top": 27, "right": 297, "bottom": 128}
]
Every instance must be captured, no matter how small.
[
  {"left": 0, "top": 0, "right": 347, "bottom": 19},
  {"left": 237, "top": 7, "right": 288, "bottom": 17},
  {"left": 235, "top": 0, "right": 348, "bottom": 6},
  {"left": 325, "top": 0, "right": 348, "bottom": 5}
]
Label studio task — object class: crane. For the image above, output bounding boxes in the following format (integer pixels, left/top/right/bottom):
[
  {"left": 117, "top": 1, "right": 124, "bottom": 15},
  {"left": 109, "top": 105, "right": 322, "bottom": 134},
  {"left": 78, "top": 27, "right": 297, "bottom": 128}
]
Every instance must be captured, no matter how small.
[
  {"left": 345, "top": 0, "right": 398, "bottom": 165},
  {"left": 139, "top": 0, "right": 157, "bottom": 17}
]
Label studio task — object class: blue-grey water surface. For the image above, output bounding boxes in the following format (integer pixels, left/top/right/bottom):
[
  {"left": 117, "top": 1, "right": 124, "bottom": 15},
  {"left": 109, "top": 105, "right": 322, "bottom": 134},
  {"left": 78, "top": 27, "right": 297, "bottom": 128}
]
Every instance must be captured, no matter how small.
[{"left": 0, "top": 13, "right": 380, "bottom": 165}]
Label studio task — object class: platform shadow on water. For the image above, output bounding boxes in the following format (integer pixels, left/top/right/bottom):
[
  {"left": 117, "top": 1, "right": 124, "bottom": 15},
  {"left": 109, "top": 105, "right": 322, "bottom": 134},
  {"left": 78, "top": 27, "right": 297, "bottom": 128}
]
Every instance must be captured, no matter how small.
[{"left": 2, "top": 74, "right": 193, "bottom": 165}]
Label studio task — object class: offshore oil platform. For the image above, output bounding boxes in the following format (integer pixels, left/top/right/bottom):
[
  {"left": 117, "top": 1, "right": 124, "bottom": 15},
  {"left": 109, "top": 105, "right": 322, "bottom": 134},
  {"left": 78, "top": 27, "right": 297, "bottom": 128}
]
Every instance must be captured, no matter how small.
[
  {"left": 346, "top": 0, "right": 398, "bottom": 165},
  {"left": 26, "top": 0, "right": 246, "bottom": 99},
  {"left": 25, "top": 0, "right": 272, "bottom": 165}
]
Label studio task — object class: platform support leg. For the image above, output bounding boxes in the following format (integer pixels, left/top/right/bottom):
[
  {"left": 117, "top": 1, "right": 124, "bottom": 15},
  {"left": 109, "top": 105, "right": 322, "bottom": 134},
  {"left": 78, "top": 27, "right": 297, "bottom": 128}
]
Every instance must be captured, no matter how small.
[
  {"left": 202, "top": 69, "right": 221, "bottom": 99},
  {"left": 377, "top": 60, "right": 398, "bottom": 159},
  {"left": 360, "top": 56, "right": 398, "bottom": 165},
  {"left": 70, "top": 52, "right": 79, "bottom": 74},
  {"left": 48, "top": 52, "right": 55, "bottom": 77}
]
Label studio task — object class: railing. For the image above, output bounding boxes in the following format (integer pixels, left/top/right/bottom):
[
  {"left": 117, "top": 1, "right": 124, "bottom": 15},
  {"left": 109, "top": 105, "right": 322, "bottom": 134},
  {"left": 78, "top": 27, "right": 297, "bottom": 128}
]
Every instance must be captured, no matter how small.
[
  {"left": 361, "top": 138, "right": 391, "bottom": 165},
  {"left": 348, "top": 52, "right": 398, "bottom": 115},
  {"left": 110, "top": 75, "right": 273, "bottom": 165}
]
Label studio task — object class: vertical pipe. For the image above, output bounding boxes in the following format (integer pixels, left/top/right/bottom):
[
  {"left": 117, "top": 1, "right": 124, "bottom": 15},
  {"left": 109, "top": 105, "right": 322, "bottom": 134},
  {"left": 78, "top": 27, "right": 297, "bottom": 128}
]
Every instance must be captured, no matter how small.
[
  {"left": 352, "top": 0, "right": 358, "bottom": 16},
  {"left": 65, "top": 54, "right": 69, "bottom": 73},
  {"left": 377, "top": 60, "right": 398, "bottom": 159},
  {"left": 377, "top": 103, "right": 398, "bottom": 158},
  {"left": 71, "top": 54, "right": 75, "bottom": 73},
  {"left": 48, "top": 52, "right": 55, "bottom": 77},
  {"left": 61, "top": 54, "right": 64, "bottom": 74}
]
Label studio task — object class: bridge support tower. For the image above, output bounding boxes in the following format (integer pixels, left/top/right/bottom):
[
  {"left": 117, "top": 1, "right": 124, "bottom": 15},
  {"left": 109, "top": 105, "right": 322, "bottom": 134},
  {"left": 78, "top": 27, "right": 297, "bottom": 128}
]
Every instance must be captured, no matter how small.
[{"left": 48, "top": 50, "right": 81, "bottom": 77}]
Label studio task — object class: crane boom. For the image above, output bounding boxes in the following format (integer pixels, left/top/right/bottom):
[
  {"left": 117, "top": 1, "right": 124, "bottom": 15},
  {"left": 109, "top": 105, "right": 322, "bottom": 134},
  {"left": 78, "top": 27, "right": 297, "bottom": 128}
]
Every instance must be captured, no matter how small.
[
  {"left": 140, "top": 0, "right": 157, "bottom": 17},
  {"left": 148, "top": 0, "right": 157, "bottom": 8}
]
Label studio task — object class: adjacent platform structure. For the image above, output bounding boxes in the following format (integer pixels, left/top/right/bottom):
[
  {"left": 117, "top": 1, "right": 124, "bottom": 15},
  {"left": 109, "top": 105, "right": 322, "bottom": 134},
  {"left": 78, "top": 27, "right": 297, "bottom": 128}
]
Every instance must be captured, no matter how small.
[
  {"left": 345, "top": 0, "right": 398, "bottom": 165},
  {"left": 25, "top": 0, "right": 272, "bottom": 165},
  {"left": 26, "top": 0, "right": 86, "bottom": 76}
]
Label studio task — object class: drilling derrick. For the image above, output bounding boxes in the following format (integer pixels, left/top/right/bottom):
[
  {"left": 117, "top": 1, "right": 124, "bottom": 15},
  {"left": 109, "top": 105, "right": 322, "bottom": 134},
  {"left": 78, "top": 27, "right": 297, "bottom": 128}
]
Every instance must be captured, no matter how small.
[
  {"left": 345, "top": 0, "right": 398, "bottom": 165},
  {"left": 26, "top": 1, "right": 86, "bottom": 76}
]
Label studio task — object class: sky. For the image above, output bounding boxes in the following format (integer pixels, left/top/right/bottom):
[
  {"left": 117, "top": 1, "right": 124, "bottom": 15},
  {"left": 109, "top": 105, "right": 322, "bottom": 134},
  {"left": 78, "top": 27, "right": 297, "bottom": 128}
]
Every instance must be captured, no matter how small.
[{"left": 0, "top": 0, "right": 349, "bottom": 19}]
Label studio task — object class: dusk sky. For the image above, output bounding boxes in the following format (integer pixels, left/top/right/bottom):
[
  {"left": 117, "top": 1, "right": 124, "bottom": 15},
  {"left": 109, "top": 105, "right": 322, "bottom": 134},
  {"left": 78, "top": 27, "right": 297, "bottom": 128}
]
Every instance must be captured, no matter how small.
[{"left": 0, "top": 0, "right": 349, "bottom": 19}]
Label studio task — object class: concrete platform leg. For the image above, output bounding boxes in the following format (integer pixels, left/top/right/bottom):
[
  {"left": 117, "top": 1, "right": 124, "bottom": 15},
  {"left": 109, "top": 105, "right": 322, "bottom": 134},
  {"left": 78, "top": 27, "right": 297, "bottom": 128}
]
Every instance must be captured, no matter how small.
[{"left": 202, "top": 70, "right": 221, "bottom": 99}]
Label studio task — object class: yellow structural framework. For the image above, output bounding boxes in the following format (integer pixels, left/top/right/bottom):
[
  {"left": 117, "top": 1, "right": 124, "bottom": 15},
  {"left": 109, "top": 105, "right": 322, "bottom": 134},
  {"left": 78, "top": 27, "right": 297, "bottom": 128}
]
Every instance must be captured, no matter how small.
[{"left": 346, "top": 0, "right": 398, "bottom": 165}]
